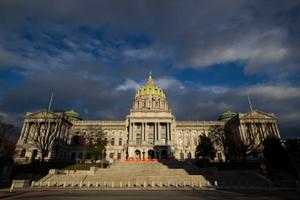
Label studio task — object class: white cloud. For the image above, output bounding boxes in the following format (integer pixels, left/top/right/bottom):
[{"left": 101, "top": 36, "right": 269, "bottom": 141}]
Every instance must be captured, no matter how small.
[
  {"left": 198, "top": 85, "right": 229, "bottom": 94},
  {"left": 185, "top": 29, "right": 289, "bottom": 69},
  {"left": 116, "top": 79, "right": 140, "bottom": 91},
  {"left": 156, "top": 77, "right": 185, "bottom": 90},
  {"left": 242, "top": 85, "right": 300, "bottom": 101},
  {"left": 123, "top": 48, "right": 155, "bottom": 60}
]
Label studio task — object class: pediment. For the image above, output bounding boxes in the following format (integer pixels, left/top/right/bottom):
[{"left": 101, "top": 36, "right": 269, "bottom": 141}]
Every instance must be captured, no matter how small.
[
  {"left": 239, "top": 110, "right": 276, "bottom": 120},
  {"left": 25, "top": 109, "right": 61, "bottom": 119}
]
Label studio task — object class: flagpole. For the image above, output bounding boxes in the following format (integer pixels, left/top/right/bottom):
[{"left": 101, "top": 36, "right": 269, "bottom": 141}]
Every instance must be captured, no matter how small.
[
  {"left": 47, "top": 92, "right": 54, "bottom": 112},
  {"left": 247, "top": 94, "right": 253, "bottom": 112}
]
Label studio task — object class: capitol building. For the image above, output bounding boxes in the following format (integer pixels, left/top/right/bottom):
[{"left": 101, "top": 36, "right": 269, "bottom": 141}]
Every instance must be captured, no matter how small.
[{"left": 14, "top": 73, "right": 281, "bottom": 163}]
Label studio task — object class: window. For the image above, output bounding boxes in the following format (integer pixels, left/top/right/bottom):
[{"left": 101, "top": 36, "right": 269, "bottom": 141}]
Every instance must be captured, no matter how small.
[
  {"left": 180, "top": 152, "right": 184, "bottom": 160},
  {"left": 217, "top": 153, "right": 222, "bottom": 161},
  {"left": 136, "top": 133, "right": 141, "bottom": 145},
  {"left": 20, "top": 149, "right": 26, "bottom": 157},
  {"left": 119, "top": 138, "right": 122, "bottom": 145},
  {"left": 111, "top": 138, "right": 115, "bottom": 146},
  {"left": 109, "top": 153, "right": 114, "bottom": 159},
  {"left": 117, "top": 152, "right": 121, "bottom": 159}
]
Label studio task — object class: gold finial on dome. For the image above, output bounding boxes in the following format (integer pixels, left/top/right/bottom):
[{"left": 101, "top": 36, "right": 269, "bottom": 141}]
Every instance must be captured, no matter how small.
[{"left": 147, "top": 71, "right": 154, "bottom": 85}]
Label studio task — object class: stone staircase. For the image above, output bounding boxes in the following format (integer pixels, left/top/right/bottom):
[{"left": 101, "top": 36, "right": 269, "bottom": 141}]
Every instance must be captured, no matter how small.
[
  {"left": 31, "top": 161, "right": 274, "bottom": 189},
  {"left": 32, "top": 161, "right": 213, "bottom": 188}
]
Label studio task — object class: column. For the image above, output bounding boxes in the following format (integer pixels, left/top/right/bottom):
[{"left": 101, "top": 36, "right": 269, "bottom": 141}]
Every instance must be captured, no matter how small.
[
  {"left": 166, "top": 123, "right": 169, "bottom": 143},
  {"left": 24, "top": 123, "right": 31, "bottom": 142},
  {"left": 240, "top": 123, "right": 246, "bottom": 141},
  {"left": 145, "top": 122, "right": 148, "bottom": 143},
  {"left": 20, "top": 122, "right": 26, "bottom": 139},
  {"left": 141, "top": 122, "right": 144, "bottom": 141},
  {"left": 130, "top": 123, "right": 133, "bottom": 141},
  {"left": 169, "top": 123, "right": 171, "bottom": 141},
  {"left": 154, "top": 123, "right": 157, "bottom": 143},
  {"left": 274, "top": 123, "right": 281, "bottom": 138},
  {"left": 271, "top": 123, "right": 277, "bottom": 137},
  {"left": 128, "top": 123, "right": 131, "bottom": 141},
  {"left": 238, "top": 126, "right": 243, "bottom": 140},
  {"left": 133, "top": 123, "right": 136, "bottom": 143},
  {"left": 157, "top": 123, "right": 160, "bottom": 144}
]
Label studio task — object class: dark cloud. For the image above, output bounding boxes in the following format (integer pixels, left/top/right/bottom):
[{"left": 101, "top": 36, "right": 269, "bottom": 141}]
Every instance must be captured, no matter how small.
[{"left": 0, "top": 0, "right": 299, "bottom": 138}]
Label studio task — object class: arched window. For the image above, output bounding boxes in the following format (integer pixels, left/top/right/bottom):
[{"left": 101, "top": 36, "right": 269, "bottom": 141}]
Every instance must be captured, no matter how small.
[
  {"left": 31, "top": 149, "right": 38, "bottom": 161},
  {"left": 20, "top": 149, "right": 26, "bottom": 157}
]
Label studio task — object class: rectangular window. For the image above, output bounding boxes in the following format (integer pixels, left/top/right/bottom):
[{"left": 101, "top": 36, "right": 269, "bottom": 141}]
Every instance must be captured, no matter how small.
[
  {"left": 111, "top": 138, "right": 115, "bottom": 146},
  {"left": 119, "top": 138, "right": 122, "bottom": 145},
  {"left": 217, "top": 153, "right": 222, "bottom": 161},
  {"left": 148, "top": 131, "right": 154, "bottom": 145},
  {"left": 109, "top": 153, "right": 114, "bottom": 159},
  {"left": 136, "top": 133, "right": 142, "bottom": 145},
  {"left": 117, "top": 152, "right": 121, "bottom": 159}
]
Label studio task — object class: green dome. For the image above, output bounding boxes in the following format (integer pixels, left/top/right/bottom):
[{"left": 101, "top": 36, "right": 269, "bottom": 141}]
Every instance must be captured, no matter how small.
[
  {"left": 218, "top": 111, "right": 237, "bottom": 121},
  {"left": 65, "top": 109, "right": 80, "bottom": 120},
  {"left": 135, "top": 72, "right": 166, "bottom": 98}
]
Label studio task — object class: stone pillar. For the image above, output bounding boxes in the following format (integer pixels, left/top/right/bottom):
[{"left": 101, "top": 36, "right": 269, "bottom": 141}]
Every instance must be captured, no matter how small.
[
  {"left": 20, "top": 122, "right": 27, "bottom": 139},
  {"left": 145, "top": 123, "right": 148, "bottom": 143},
  {"left": 24, "top": 123, "right": 31, "bottom": 142},
  {"left": 131, "top": 123, "right": 133, "bottom": 141},
  {"left": 274, "top": 123, "right": 280, "bottom": 138},
  {"left": 169, "top": 123, "right": 172, "bottom": 141},
  {"left": 133, "top": 123, "right": 136, "bottom": 143},
  {"left": 157, "top": 123, "right": 160, "bottom": 144},
  {"left": 128, "top": 123, "right": 131, "bottom": 141},
  {"left": 240, "top": 123, "right": 246, "bottom": 141},
  {"left": 166, "top": 123, "right": 169, "bottom": 143},
  {"left": 238, "top": 126, "right": 243, "bottom": 140},
  {"left": 271, "top": 123, "right": 277, "bottom": 137},
  {"left": 154, "top": 123, "right": 157, "bottom": 143},
  {"left": 141, "top": 122, "right": 144, "bottom": 141}
]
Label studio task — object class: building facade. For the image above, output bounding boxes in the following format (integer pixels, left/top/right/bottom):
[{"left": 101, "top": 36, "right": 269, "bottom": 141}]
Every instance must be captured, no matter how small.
[{"left": 14, "top": 73, "right": 281, "bottom": 163}]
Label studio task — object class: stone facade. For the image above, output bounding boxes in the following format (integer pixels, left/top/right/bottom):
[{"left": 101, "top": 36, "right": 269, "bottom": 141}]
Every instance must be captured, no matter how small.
[{"left": 14, "top": 73, "right": 281, "bottom": 163}]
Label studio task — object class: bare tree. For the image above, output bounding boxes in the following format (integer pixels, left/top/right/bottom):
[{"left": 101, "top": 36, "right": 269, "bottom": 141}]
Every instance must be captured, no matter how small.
[
  {"left": 210, "top": 125, "right": 230, "bottom": 163},
  {"left": 84, "top": 127, "right": 107, "bottom": 162},
  {"left": 0, "top": 121, "right": 16, "bottom": 157},
  {"left": 28, "top": 111, "right": 69, "bottom": 162},
  {"left": 196, "top": 135, "right": 216, "bottom": 162}
]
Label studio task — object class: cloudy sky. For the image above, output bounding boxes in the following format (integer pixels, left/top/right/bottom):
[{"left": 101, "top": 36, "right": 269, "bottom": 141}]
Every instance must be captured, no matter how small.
[{"left": 0, "top": 0, "right": 299, "bottom": 138}]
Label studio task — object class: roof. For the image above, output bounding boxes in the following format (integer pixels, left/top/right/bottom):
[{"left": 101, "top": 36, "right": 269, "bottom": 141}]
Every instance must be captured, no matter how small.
[
  {"left": 64, "top": 109, "right": 80, "bottom": 120},
  {"left": 135, "top": 72, "right": 166, "bottom": 98},
  {"left": 218, "top": 111, "right": 237, "bottom": 121}
]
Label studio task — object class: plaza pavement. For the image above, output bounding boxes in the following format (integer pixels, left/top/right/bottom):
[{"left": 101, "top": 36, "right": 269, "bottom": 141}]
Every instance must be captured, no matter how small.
[{"left": 0, "top": 188, "right": 299, "bottom": 200}]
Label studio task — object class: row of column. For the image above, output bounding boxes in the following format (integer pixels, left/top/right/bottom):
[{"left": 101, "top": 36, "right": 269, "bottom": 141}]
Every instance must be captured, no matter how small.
[
  {"left": 129, "top": 122, "right": 172, "bottom": 144},
  {"left": 239, "top": 122, "right": 280, "bottom": 141},
  {"left": 20, "top": 121, "right": 64, "bottom": 143},
  {"left": 20, "top": 122, "right": 31, "bottom": 142}
]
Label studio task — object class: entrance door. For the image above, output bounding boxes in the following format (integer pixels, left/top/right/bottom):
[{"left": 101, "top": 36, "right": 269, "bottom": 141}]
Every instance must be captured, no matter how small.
[
  {"left": 148, "top": 150, "right": 155, "bottom": 159},
  {"left": 135, "top": 150, "right": 141, "bottom": 160},
  {"left": 161, "top": 150, "right": 168, "bottom": 159}
]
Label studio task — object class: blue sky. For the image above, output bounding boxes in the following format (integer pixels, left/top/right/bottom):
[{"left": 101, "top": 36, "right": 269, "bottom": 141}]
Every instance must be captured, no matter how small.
[{"left": 0, "top": 0, "right": 300, "bottom": 138}]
